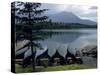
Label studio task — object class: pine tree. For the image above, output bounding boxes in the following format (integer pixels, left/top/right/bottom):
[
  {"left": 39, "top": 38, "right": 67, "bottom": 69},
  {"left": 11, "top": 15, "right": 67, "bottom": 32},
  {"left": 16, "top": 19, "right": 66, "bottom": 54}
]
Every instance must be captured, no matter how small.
[{"left": 12, "top": 1, "right": 48, "bottom": 71}]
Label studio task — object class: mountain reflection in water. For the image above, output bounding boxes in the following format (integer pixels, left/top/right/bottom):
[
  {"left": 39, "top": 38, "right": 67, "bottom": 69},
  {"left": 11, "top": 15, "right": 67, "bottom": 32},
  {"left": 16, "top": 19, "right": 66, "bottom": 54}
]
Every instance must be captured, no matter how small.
[{"left": 36, "top": 29, "right": 97, "bottom": 50}]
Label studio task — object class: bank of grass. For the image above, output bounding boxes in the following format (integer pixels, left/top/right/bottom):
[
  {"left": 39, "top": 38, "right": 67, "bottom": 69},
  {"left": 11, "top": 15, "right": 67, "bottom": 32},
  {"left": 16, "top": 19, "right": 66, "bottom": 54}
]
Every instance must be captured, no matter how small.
[{"left": 15, "top": 64, "right": 96, "bottom": 73}]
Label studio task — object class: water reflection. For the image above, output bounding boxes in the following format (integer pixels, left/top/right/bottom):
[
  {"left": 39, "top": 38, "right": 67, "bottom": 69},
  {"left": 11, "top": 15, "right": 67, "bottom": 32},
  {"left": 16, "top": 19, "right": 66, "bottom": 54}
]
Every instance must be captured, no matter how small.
[{"left": 35, "top": 29, "right": 97, "bottom": 51}]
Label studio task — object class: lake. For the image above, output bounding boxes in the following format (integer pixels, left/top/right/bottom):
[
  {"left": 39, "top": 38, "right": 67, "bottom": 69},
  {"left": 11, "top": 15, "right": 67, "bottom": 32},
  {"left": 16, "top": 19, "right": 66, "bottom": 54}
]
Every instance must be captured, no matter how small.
[{"left": 36, "top": 29, "right": 97, "bottom": 49}]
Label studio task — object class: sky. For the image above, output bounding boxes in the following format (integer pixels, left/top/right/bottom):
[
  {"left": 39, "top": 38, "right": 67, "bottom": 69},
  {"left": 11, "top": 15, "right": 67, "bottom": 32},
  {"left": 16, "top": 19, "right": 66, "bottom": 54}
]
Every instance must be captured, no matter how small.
[{"left": 40, "top": 3, "right": 97, "bottom": 22}]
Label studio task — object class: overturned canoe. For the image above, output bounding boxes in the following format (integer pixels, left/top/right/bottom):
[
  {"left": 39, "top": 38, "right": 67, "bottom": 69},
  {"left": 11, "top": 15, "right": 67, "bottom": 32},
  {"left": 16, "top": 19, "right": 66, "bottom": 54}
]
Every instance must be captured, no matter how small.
[
  {"left": 15, "top": 47, "right": 28, "bottom": 56},
  {"left": 57, "top": 44, "right": 68, "bottom": 58},
  {"left": 24, "top": 46, "right": 47, "bottom": 59},
  {"left": 47, "top": 42, "right": 59, "bottom": 57}
]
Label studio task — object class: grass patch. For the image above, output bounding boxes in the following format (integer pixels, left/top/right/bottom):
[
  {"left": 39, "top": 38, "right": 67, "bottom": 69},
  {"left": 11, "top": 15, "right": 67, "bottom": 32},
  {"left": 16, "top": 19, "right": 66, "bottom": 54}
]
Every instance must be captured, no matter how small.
[{"left": 15, "top": 64, "right": 96, "bottom": 73}]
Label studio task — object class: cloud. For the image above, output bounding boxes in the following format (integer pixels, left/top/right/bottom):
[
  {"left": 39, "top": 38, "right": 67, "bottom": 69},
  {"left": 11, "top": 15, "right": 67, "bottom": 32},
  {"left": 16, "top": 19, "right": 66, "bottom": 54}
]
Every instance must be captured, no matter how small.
[
  {"left": 41, "top": 3, "right": 67, "bottom": 14},
  {"left": 63, "top": 5, "right": 97, "bottom": 22},
  {"left": 41, "top": 3, "right": 97, "bottom": 22}
]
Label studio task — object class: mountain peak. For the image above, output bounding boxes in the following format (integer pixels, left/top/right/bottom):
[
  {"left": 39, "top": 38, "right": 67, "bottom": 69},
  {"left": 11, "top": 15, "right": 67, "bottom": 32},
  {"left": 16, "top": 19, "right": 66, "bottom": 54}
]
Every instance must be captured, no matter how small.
[{"left": 48, "top": 11, "right": 96, "bottom": 25}]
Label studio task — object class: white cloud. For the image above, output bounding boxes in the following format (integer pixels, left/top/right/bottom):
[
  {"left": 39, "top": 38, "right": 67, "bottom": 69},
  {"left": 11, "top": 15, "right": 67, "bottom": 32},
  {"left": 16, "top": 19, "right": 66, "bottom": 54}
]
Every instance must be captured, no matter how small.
[
  {"left": 41, "top": 3, "right": 97, "bottom": 22},
  {"left": 63, "top": 5, "right": 97, "bottom": 22}
]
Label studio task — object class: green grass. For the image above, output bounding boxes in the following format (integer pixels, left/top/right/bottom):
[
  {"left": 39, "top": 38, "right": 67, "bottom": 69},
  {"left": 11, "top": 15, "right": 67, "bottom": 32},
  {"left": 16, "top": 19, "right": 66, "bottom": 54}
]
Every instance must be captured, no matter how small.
[{"left": 15, "top": 64, "right": 96, "bottom": 73}]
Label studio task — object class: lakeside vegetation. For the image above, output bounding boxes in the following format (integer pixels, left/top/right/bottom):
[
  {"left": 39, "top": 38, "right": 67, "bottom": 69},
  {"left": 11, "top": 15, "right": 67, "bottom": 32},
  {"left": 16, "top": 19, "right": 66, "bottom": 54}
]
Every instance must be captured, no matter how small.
[
  {"left": 16, "top": 22, "right": 97, "bottom": 31},
  {"left": 15, "top": 64, "right": 96, "bottom": 73}
]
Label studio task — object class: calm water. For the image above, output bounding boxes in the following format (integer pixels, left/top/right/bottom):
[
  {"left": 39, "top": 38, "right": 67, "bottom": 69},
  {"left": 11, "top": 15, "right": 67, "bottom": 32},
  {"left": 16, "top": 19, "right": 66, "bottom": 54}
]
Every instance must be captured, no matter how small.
[{"left": 37, "top": 29, "right": 97, "bottom": 49}]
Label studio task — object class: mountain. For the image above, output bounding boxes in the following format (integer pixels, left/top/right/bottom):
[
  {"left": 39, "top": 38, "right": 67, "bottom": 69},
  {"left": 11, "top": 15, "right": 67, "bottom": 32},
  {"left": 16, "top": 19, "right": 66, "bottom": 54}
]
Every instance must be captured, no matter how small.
[{"left": 48, "top": 12, "right": 96, "bottom": 25}]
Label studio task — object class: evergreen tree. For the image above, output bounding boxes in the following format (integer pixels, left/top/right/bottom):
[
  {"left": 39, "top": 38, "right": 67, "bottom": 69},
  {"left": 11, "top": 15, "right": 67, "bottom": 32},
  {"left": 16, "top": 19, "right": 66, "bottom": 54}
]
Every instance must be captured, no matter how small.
[{"left": 12, "top": 1, "right": 48, "bottom": 71}]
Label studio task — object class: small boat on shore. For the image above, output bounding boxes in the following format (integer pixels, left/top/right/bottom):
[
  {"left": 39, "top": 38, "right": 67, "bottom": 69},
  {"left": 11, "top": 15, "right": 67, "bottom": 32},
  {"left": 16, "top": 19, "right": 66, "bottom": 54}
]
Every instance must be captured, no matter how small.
[
  {"left": 15, "top": 47, "right": 28, "bottom": 56},
  {"left": 24, "top": 46, "right": 48, "bottom": 59}
]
